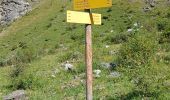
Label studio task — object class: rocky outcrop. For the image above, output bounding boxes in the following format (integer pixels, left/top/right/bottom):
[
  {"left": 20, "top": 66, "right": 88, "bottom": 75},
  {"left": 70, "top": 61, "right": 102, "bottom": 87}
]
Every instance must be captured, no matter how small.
[
  {"left": 3, "top": 90, "right": 27, "bottom": 100},
  {"left": 145, "top": 0, "right": 156, "bottom": 7},
  {"left": 0, "top": 0, "right": 31, "bottom": 25}
]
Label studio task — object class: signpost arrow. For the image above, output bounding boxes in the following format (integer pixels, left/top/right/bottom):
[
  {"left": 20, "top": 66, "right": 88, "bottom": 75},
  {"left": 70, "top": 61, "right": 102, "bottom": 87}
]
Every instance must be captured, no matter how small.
[
  {"left": 74, "top": 0, "right": 112, "bottom": 10},
  {"left": 67, "top": 10, "right": 101, "bottom": 25}
]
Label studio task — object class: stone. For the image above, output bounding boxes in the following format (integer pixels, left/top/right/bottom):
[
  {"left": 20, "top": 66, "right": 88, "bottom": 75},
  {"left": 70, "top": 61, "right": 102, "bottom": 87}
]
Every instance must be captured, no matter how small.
[
  {"left": 3, "top": 90, "right": 27, "bottom": 100},
  {"left": 134, "top": 23, "right": 138, "bottom": 27},
  {"left": 51, "top": 74, "right": 56, "bottom": 78},
  {"left": 100, "top": 62, "right": 117, "bottom": 69},
  {"left": 110, "top": 30, "right": 114, "bottom": 33},
  {"left": 145, "top": 0, "right": 156, "bottom": 7},
  {"left": 93, "top": 69, "right": 101, "bottom": 77},
  {"left": 127, "top": 28, "right": 133, "bottom": 32},
  {"left": 143, "top": 7, "right": 151, "bottom": 12},
  {"left": 100, "top": 62, "right": 110, "bottom": 69},
  {"left": 109, "top": 71, "right": 121, "bottom": 78},
  {"left": 31, "top": 0, "right": 38, "bottom": 2},
  {"left": 109, "top": 50, "right": 117, "bottom": 55},
  {"left": 0, "top": 0, "right": 31, "bottom": 25},
  {"left": 62, "top": 61, "right": 74, "bottom": 71},
  {"left": 105, "top": 45, "right": 110, "bottom": 48}
]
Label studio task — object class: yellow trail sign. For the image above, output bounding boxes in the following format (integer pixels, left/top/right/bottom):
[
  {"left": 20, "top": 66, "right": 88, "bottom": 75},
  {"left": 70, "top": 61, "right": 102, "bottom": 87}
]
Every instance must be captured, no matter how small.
[
  {"left": 67, "top": 10, "right": 101, "bottom": 25},
  {"left": 74, "top": 0, "right": 112, "bottom": 10}
]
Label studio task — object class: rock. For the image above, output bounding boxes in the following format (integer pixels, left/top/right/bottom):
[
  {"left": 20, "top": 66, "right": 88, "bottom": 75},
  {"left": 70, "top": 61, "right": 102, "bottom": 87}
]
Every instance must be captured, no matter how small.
[
  {"left": 110, "top": 30, "right": 113, "bottom": 33},
  {"left": 110, "top": 63, "right": 117, "bottom": 68},
  {"left": 31, "top": 0, "right": 38, "bottom": 2},
  {"left": 134, "top": 23, "right": 138, "bottom": 27},
  {"left": 3, "top": 90, "right": 27, "bottom": 100},
  {"left": 51, "top": 74, "right": 56, "bottom": 78},
  {"left": 100, "top": 62, "right": 117, "bottom": 69},
  {"left": 109, "top": 71, "right": 121, "bottom": 78},
  {"left": 109, "top": 50, "right": 117, "bottom": 55},
  {"left": 127, "top": 28, "right": 133, "bottom": 32},
  {"left": 145, "top": 0, "right": 156, "bottom": 7},
  {"left": 62, "top": 61, "right": 74, "bottom": 71},
  {"left": 101, "top": 62, "right": 111, "bottom": 69},
  {"left": 105, "top": 45, "right": 110, "bottom": 48},
  {"left": 93, "top": 69, "right": 101, "bottom": 77},
  {"left": 0, "top": 0, "right": 31, "bottom": 25},
  {"left": 168, "top": 0, "right": 170, "bottom": 5},
  {"left": 143, "top": 7, "right": 151, "bottom": 12}
]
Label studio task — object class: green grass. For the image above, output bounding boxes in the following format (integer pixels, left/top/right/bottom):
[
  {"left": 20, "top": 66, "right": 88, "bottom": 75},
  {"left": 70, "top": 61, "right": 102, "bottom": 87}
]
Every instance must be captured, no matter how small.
[{"left": 0, "top": 0, "right": 170, "bottom": 99}]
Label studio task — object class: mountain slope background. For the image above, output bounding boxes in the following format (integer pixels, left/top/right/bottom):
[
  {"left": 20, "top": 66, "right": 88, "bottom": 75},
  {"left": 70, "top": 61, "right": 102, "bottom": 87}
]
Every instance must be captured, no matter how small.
[{"left": 0, "top": 0, "right": 170, "bottom": 99}]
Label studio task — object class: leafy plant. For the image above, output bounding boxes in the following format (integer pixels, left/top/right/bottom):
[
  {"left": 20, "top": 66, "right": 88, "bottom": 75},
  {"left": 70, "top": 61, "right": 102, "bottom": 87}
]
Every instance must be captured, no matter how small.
[{"left": 117, "top": 33, "right": 158, "bottom": 67}]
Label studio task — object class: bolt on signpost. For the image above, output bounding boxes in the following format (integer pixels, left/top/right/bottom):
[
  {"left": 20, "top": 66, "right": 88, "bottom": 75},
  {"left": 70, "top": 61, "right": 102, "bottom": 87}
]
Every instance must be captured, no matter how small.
[{"left": 67, "top": 0, "right": 112, "bottom": 99}]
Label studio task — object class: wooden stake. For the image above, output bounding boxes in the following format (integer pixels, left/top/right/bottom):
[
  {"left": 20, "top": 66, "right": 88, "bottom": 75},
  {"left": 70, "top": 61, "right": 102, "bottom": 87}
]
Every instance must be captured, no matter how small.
[{"left": 85, "top": 9, "right": 93, "bottom": 100}]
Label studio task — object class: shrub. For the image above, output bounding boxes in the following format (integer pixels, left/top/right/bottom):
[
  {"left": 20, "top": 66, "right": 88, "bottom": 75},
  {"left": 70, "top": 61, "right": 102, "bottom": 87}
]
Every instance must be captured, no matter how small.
[
  {"left": 9, "top": 63, "right": 45, "bottom": 90},
  {"left": 157, "top": 20, "right": 167, "bottom": 31},
  {"left": 117, "top": 34, "right": 158, "bottom": 67},
  {"left": 6, "top": 48, "right": 37, "bottom": 66},
  {"left": 0, "top": 57, "right": 6, "bottom": 67},
  {"left": 159, "top": 31, "right": 170, "bottom": 44},
  {"left": 129, "top": 66, "right": 163, "bottom": 98},
  {"left": 58, "top": 51, "right": 82, "bottom": 62},
  {"left": 166, "top": 12, "right": 170, "bottom": 19},
  {"left": 112, "top": 33, "right": 129, "bottom": 44},
  {"left": 163, "top": 55, "right": 170, "bottom": 64},
  {"left": 10, "top": 63, "right": 26, "bottom": 78},
  {"left": 104, "top": 33, "right": 129, "bottom": 44},
  {"left": 11, "top": 73, "right": 44, "bottom": 90}
]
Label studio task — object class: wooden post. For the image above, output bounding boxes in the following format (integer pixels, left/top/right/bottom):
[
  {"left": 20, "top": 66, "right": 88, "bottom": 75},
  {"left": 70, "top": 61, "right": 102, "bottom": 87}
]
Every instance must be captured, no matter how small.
[{"left": 85, "top": 9, "right": 93, "bottom": 100}]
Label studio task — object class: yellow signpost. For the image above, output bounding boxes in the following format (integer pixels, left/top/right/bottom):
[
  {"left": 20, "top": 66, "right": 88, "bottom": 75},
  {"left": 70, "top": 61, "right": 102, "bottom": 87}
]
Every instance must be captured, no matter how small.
[
  {"left": 74, "top": 0, "right": 112, "bottom": 10},
  {"left": 67, "top": 10, "right": 101, "bottom": 25},
  {"left": 66, "top": 0, "right": 112, "bottom": 99}
]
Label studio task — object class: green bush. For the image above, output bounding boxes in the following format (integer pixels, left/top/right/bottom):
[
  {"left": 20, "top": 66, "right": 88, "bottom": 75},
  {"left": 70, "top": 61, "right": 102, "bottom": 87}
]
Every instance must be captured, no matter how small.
[
  {"left": 156, "top": 19, "right": 170, "bottom": 32},
  {"left": 0, "top": 57, "right": 6, "bottom": 67},
  {"left": 159, "top": 31, "right": 170, "bottom": 44},
  {"left": 10, "top": 63, "right": 26, "bottom": 78},
  {"left": 5, "top": 47, "right": 37, "bottom": 66},
  {"left": 164, "top": 55, "right": 170, "bottom": 64},
  {"left": 157, "top": 20, "right": 167, "bottom": 31},
  {"left": 117, "top": 33, "right": 158, "bottom": 67},
  {"left": 129, "top": 65, "right": 164, "bottom": 98},
  {"left": 58, "top": 51, "right": 82, "bottom": 62},
  {"left": 8, "top": 63, "right": 45, "bottom": 90},
  {"left": 11, "top": 73, "right": 44, "bottom": 90},
  {"left": 104, "top": 33, "right": 129, "bottom": 44}
]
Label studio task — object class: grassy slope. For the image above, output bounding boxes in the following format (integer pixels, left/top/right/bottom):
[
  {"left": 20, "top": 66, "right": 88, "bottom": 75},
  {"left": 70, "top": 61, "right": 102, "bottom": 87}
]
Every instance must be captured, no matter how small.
[{"left": 0, "top": 0, "right": 170, "bottom": 99}]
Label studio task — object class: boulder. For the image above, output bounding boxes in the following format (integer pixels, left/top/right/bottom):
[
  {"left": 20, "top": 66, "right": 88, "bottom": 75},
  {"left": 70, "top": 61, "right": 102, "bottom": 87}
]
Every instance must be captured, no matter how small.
[
  {"left": 0, "top": 0, "right": 31, "bottom": 25},
  {"left": 3, "top": 90, "right": 27, "bottom": 100},
  {"left": 109, "top": 71, "right": 121, "bottom": 78},
  {"left": 62, "top": 61, "right": 74, "bottom": 71},
  {"left": 100, "top": 62, "right": 117, "bottom": 69},
  {"left": 145, "top": 0, "right": 156, "bottom": 7},
  {"left": 93, "top": 69, "right": 101, "bottom": 77}
]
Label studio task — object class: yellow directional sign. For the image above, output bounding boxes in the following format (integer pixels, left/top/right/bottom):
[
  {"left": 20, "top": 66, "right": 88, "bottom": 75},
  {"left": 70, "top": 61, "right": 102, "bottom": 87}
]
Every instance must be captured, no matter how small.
[
  {"left": 74, "top": 0, "right": 112, "bottom": 10},
  {"left": 67, "top": 10, "right": 101, "bottom": 25}
]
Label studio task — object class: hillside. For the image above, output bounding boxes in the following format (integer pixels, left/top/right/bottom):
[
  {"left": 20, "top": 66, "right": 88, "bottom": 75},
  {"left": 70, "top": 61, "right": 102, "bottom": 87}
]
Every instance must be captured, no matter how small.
[{"left": 0, "top": 0, "right": 170, "bottom": 99}]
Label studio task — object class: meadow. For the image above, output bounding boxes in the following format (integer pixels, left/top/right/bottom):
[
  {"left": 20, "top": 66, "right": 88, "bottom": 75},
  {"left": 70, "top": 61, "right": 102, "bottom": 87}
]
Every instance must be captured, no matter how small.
[{"left": 0, "top": 0, "right": 170, "bottom": 99}]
